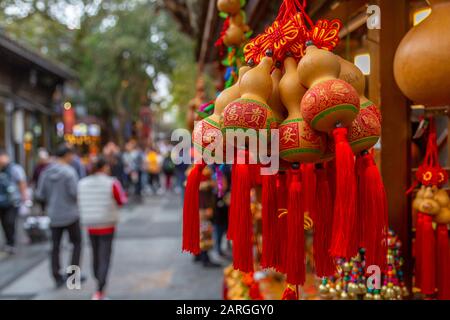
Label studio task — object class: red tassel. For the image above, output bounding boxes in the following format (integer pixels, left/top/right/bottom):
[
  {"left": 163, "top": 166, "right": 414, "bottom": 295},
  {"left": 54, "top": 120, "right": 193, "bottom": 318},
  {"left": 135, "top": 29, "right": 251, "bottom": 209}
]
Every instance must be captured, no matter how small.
[
  {"left": 330, "top": 127, "right": 358, "bottom": 259},
  {"left": 261, "top": 173, "right": 278, "bottom": 269},
  {"left": 281, "top": 285, "right": 298, "bottom": 300},
  {"left": 301, "top": 164, "right": 316, "bottom": 220},
  {"left": 231, "top": 151, "right": 254, "bottom": 273},
  {"left": 227, "top": 163, "right": 238, "bottom": 241},
  {"left": 419, "top": 214, "right": 436, "bottom": 295},
  {"left": 356, "top": 151, "right": 388, "bottom": 269},
  {"left": 415, "top": 212, "right": 424, "bottom": 289},
  {"left": 313, "top": 164, "right": 336, "bottom": 277},
  {"left": 286, "top": 164, "right": 305, "bottom": 286},
  {"left": 182, "top": 163, "right": 207, "bottom": 255},
  {"left": 276, "top": 172, "right": 288, "bottom": 273},
  {"left": 436, "top": 224, "right": 450, "bottom": 299},
  {"left": 325, "top": 160, "right": 336, "bottom": 202}
]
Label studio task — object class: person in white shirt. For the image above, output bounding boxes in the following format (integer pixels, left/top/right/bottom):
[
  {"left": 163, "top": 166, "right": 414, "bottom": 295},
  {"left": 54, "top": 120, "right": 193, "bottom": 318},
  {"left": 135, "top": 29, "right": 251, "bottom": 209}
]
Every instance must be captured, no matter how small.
[{"left": 78, "top": 156, "right": 127, "bottom": 300}]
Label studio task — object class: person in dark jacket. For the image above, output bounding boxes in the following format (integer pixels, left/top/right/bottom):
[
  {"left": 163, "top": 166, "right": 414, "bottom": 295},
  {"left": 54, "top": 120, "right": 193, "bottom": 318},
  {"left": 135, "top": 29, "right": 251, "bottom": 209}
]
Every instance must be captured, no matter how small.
[
  {"left": 36, "top": 144, "right": 81, "bottom": 288},
  {"left": 0, "top": 149, "right": 28, "bottom": 255},
  {"left": 213, "top": 165, "right": 231, "bottom": 258}
]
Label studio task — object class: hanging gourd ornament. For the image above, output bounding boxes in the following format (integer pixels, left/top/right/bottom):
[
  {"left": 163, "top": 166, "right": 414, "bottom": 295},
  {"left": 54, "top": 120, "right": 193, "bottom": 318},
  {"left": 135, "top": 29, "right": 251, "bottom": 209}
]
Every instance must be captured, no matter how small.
[
  {"left": 217, "top": 0, "right": 242, "bottom": 15},
  {"left": 298, "top": 42, "right": 360, "bottom": 259},
  {"left": 221, "top": 52, "right": 281, "bottom": 138},
  {"left": 279, "top": 56, "right": 326, "bottom": 163},
  {"left": 394, "top": 0, "right": 450, "bottom": 106},
  {"left": 299, "top": 43, "right": 360, "bottom": 132},
  {"left": 411, "top": 118, "right": 448, "bottom": 296},
  {"left": 230, "top": 11, "right": 250, "bottom": 33},
  {"left": 338, "top": 56, "right": 381, "bottom": 154},
  {"left": 193, "top": 66, "right": 251, "bottom": 157},
  {"left": 223, "top": 20, "right": 246, "bottom": 47}
]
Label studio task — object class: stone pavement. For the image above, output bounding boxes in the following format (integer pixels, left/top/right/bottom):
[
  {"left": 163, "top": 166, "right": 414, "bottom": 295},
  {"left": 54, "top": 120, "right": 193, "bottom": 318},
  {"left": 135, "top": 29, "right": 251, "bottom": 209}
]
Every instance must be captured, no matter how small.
[{"left": 0, "top": 194, "right": 225, "bottom": 300}]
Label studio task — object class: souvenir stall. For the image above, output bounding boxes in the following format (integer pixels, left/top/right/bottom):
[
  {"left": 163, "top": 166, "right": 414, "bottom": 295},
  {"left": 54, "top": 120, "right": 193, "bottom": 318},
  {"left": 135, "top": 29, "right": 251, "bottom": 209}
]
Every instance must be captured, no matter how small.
[{"left": 182, "top": 0, "right": 450, "bottom": 300}]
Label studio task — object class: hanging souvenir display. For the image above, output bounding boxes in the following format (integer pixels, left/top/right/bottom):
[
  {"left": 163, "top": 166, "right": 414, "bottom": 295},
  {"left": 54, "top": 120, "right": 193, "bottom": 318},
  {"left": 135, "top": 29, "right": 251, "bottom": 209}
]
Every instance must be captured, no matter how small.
[
  {"left": 410, "top": 118, "right": 450, "bottom": 298},
  {"left": 183, "top": 0, "right": 253, "bottom": 256},
  {"left": 183, "top": 0, "right": 390, "bottom": 301},
  {"left": 394, "top": 0, "right": 450, "bottom": 107},
  {"left": 320, "top": 229, "right": 408, "bottom": 300}
]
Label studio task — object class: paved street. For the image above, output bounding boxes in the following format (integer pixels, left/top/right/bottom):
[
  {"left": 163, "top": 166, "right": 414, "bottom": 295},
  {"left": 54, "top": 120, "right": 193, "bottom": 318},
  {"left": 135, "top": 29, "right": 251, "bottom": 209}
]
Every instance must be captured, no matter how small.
[{"left": 0, "top": 194, "right": 224, "bottom": 300}]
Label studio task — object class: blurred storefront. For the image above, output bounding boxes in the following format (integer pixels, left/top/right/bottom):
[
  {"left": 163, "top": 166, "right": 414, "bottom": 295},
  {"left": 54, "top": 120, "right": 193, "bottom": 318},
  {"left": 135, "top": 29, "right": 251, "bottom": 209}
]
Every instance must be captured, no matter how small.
[{"left": 0, "top": 32, "right": 76, "bottom": 175}]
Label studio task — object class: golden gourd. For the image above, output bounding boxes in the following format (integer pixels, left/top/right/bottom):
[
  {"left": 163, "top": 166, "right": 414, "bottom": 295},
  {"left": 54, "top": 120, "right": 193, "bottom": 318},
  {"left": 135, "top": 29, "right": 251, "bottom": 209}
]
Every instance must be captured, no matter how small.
[
  {"left": 217, "top": 0, "right": 242, "bottom": 15},
  {"left": 279, "top": 56, "right": 326, "bottom": 163},
  {"left": 193, "top": 67, "right": 250, "bottom": 156},
  {"left": 394, "top": 0, "right": 450, "bottom": 106},
  {"left": 338, "top": 56, "right": 381, "bottom": 154},
  {"left": 222, "top": 56, "right": 281, "bottom": 136},
  {"left": 299, "top": 44, "right": 360, "bottom": 133}
]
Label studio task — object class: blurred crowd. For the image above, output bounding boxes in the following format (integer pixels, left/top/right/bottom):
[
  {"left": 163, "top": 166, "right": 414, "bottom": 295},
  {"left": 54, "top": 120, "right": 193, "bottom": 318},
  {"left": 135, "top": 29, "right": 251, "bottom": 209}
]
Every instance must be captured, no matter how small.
[{"left": 0, "top": 139, "right": 231, "bottom": 299}]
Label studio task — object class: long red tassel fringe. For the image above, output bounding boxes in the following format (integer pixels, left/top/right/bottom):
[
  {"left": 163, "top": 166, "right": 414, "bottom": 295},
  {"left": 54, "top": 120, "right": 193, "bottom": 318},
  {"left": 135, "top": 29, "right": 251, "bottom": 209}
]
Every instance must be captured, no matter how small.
[
  {"left": 415, "top": 212, "right": 423, "bottom": 290},
  {"left": 276, "top": 172, "right": 288, "bottom": 273},
  {"left": 182, "top": 163, "right": 207, "bottom": 255},
  {"left": 330, "top": 127, "right": 358, "bottom": 259},
  {"left": 314, "top": 164, "right": 336, "bottom": 277},
  {"left": 230, "top": 151, "right": 254, "bottom": 273},
  {"left": 419, "top": 214, "right": 436, "bottom": 295},
  {"left": 286, "top": 165, "right": 305, "bottom": 285},
  {"left": 261, "top": 173, "right": 278, "bottom": 269},
  {"left": 436, "top": 224, "right": 450, "bottom": 299},
  {"left": 356, "top": 151, "right": 388, "bottom": 269},
  {"left": 301, "top": 164, "right": 316, "bottom": 220},
  {"left": 227, "top": 163, "right": 238, "bottom": 241}
]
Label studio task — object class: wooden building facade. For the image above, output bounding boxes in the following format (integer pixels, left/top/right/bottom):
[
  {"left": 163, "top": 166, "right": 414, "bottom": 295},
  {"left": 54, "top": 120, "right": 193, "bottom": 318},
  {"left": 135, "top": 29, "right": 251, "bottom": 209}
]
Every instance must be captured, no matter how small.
[{"left": 0, "top": 32, "right": 75, "bottom": 175}]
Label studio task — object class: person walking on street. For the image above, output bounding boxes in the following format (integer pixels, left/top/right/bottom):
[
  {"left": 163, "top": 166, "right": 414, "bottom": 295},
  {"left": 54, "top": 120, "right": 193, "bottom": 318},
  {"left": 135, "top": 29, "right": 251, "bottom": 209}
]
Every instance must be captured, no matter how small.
[
  {"left": 146, "top": 147, "right": 161, "bottom": 195},
  {"left": 78, "top": 157, "right": 127, "bottom": 300},
  {"left": 213, "top": 165, "right": 231, "bottom": 258},
  {"left": 162, "top": 153, "right": 175, "bottom": 191},
  {"left": 31, "top": 148, "right": 51, "bottom": 187},
  {"left": 36, "top": 144, "right": 81, "bottom": 288},
  {"left": 0, "top": 149, "right": 29, "bottom": 255},
  {"left": 103, "top": 142, "right": 126, "bottom": 187}
]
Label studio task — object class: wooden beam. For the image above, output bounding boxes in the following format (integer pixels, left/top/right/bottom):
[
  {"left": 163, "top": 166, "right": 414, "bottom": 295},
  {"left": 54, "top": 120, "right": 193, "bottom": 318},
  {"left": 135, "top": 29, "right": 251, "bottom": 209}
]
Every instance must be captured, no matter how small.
[
  {"left": 376, "top": 0, "right": 413, "bottom": 292},
  {"left": 198, "top": 0, "right": 217, "bottom": 71},
  {"left": 338, "top": 11, "right": 367, "bottom": 38}
]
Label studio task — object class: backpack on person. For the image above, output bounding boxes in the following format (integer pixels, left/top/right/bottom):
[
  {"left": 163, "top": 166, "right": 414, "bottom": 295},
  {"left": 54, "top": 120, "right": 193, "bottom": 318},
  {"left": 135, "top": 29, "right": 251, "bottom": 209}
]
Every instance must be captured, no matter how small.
[
  {"left": 0, "top": 164, "right": 19, "bottom": 208},
  {"left": 162, "top": 156, "right": 175, "bottom": 175}
]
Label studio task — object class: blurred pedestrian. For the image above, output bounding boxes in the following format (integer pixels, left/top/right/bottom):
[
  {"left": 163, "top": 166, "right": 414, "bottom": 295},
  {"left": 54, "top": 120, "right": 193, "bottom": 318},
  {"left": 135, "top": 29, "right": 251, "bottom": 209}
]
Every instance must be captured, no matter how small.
[
  {"left": 123, "top": 140, "right": 144, "bottom": 199},
  {"left": 162, "top": 153, "right": 175, "bottom": 191},
  {"left": 78, "top": 156, "right": 127, "bottom": 300},
  {"left": 0, "top": 149, "right": 29, "bottom": 255},
  {"left": 70, "top": 149, "right": 87, "bottom": 179},
  {"left": 36, "top": 144, "right": 81, "bottom": 288},
  {"left": 146, "top": 147, "right": 161, "bottom": 195},
  {"left": 213, "top": 166, "right": 231, "bottom": 258},
  {"left": 31, "top": 148, "right": 51, "bottom": 187},
  {"left": 31, "top": 148, "right": 51, "bottom": 213},
  {"left": 103, "top": 142, "right": 126, "bottom": 187}
]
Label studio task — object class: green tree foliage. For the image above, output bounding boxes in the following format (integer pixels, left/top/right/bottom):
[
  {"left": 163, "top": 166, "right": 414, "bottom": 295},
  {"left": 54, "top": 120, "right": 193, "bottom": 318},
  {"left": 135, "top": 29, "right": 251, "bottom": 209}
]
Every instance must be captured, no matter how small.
[{"left": 1, "top": 0, "right": 198, "bottom": 140}]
